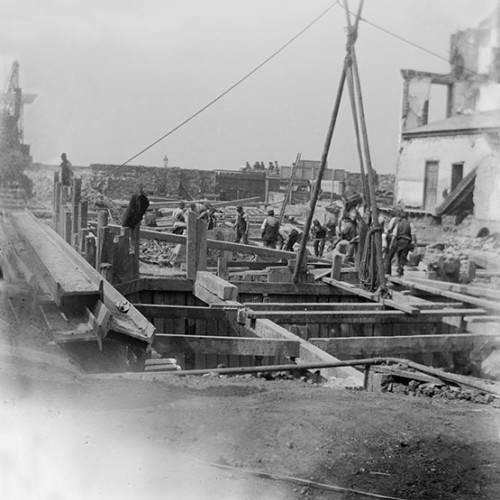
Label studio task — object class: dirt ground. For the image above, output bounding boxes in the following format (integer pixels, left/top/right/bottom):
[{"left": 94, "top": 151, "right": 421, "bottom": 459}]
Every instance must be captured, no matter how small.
[
  {"left": 6, "top": 173, "right": 500, "bottom": 499},
  {"left": 2, "top": 281, "right": 500, "bottom": 500}
]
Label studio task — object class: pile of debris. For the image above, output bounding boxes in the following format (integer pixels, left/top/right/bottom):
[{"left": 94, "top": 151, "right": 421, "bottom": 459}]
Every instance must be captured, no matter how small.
[
  {"left": 382, "top": 377, "right": 496, "bottom": 405},
  {"left": 139, "top": 240, "right": 176, "bottom": 267}
]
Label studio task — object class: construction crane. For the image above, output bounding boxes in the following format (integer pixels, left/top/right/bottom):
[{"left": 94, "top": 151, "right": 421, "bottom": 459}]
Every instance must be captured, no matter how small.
[{"left": 0, "top": 61, "right": 37, "bottom": 153}]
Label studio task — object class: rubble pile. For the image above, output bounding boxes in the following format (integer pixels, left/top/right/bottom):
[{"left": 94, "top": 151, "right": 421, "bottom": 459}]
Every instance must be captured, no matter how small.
[
  {"left": 140, "top": 240, "right": 176, "bottom": 267},
  {"left": 81, "top": 180, "right": 123, "bottom": 224},
  {"left": 382, "top": 377, "right": 496, "bottom": 404}
]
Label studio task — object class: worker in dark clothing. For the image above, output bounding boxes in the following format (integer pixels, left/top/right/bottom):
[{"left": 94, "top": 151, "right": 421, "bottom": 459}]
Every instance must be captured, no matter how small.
[
  {"left": 234, "top": 205, "right": 249, "bottom": 244},
  {"left": 338, "top": 216, "right": 359, "bottom": 264},
  {"left": 60, "top": 153, "right": 73, "bottom": 187},
  {"left": 261, "top": 209, "right": 280, "bottom": 248},
  {"left": 284, "top": 229, "right": 299, "bottom": 251},
  {"left": 122, "top": 186, "right": 150, "bottom": 230},
  {"left": 199, "top": 205, "right": 217, "bottom": 230},
  {"left": 311, "top": 219, "right": 327, "bottom": 257},
  {"left": 384, "top": 211, "right": 412, "bottom": 276}
]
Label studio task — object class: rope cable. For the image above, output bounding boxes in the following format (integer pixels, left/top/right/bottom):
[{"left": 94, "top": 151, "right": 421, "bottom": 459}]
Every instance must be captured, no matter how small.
[
  {"left": 108, "top": 1, "right": 340, "bottom": 176},
  {"left": 340, "top": 4, "right": 495, "bottom": 82}
]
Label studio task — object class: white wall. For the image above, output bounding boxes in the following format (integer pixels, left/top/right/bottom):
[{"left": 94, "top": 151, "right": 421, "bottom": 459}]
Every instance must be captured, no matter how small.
[
  {"left": 395, "top": 134, "right": 492, "bottom": 210},
  {"left": 474, "top": 154, "right": 500, "bottom": 222}
]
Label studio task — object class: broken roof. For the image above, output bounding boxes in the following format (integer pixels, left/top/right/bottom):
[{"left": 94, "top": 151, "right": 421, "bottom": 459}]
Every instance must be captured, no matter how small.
[{"left": 403, "top": 110, "right": 500, "bottom": 138}]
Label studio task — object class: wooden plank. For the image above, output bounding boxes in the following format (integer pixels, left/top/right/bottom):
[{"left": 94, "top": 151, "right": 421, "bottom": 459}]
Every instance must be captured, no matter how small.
[
  {"left": 382, "top": 299, "right": 420, "bottom": 316},
  {"left": 26, "top": 211, "right": 155, "bottom": 344},
  {"left": 140, "top": 227, "right": 331, "bottom": 263},
  {"left": 407, "top": 276, "right": 500, "bottom": 301},
  {"left": 193, "top": 282, "right": 226, "bottom": 306},
  {"left": 153, "top": 334, "right": 300, "bottom": 357},
  {"left": 246, "top": 318, "right": 364, "bottom": 383},
  {"left": 322, "top": 277, "right": 377, "bottom": 300},
  {"left": 235, "top": 281, "right": 350, "bottom": 296},
  {"left": 246, "top": 309, "right": 486, "bottom": 325},
  {"left": 243, "top": 302, "right": 383, "bottom": 311},
  {"left": 134, "top": 304, "right": 227, "bottom": 320},
  {"left": 196, "top": 271, "right": 238, "bottom": 301},
  {"left": 390, "top": 276, "right": 500, "bottom": 311},
  {"left": 310, "top": 333, "right": 500, "bottom": 358},
  {"left": 10, "top": 212, "right": 99, "bottom": 304}
]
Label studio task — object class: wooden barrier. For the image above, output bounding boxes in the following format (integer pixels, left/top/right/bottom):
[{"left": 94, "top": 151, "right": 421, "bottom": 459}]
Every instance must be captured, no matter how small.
[{"left": 52, "top": 175, "right": 140, "bottom": 284}]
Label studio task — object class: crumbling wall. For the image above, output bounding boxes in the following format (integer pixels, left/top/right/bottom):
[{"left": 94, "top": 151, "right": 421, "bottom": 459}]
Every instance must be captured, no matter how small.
[
  {"left": 395, "top": 134, "right": 491, "bottom": 210},
  {"left": 474, "top": 154, "right": 500, "bottom": 222},
  {"left": 89, "top": 164, "right": 216, "bottom": 201},
  {"left": 401, "top": 71, "right": 432, "bottom": 132},
  {"left": 344, "top": 172, "right": 395, "bottom": 207}
]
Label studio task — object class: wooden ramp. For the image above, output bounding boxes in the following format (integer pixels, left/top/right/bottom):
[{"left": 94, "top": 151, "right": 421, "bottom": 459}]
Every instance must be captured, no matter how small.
[
  {"left": 10, "top": 211, "right": 99, "bottom": 305},
  {"left": 2, "top": 210, "right": 155, "bottom": 349}
]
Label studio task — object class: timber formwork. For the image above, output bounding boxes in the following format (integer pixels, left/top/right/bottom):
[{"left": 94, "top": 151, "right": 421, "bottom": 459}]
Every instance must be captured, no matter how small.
[{"left": 2, "top": 181, "right": 499, "bottom": 381}]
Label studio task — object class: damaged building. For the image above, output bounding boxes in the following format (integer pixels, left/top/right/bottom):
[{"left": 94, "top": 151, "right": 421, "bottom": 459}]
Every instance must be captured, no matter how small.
[{"left": 395, "top": 8, "right": 500, "bottom": 227}]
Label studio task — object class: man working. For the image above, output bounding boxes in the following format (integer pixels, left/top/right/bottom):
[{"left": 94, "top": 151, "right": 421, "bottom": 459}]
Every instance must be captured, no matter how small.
[
  {"left": 261, "top": 209, "right": 280, "bottom": 248},
  {"left": 234, "top": 205, "right": 249, "bottom": 244},
  {"left": 122, "top": 185, "right": 150, "bottom": 230},
  {"left": 311, "top": 219, "right": 327, "bottom": 257},
  {"left": 172, "top": 201, "right": 186, "bottom": 234},
  {"left": 384, "top": 211, "right": 413, "bottom": 276}
]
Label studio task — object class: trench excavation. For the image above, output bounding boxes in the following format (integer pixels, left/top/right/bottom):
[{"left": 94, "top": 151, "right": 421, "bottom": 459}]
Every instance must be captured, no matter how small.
[{"left": 2, "top": 185, "right": 499, "bottom": 398}]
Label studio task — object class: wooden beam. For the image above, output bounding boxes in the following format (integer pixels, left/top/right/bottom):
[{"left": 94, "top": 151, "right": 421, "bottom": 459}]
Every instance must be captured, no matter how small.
[
  {"left": 247, "top": 318, "right": 364, "bottom": 383},
  {"left": 140, "top": 227, "right": 331, "bottom": 263},
  {"left": 243, "top": 302, "right": 383, "bottom": 311},
  {"left": 235, "top": 281, "right": 351, "bottom": 296},
  {"left": 406, "top": 277, "right": 500, "bottom": 302},
  {"left": 390, "top": 276, "right": 500, "bottom": 311},
  {"left": 246, "top": 308, "right": 486, "bottom": 324},
  {"left": 10, "top": 212, "right": 99, "bottom": 305},
  {"left": 310, "top": 333, "right": 500, "bottom": 358},
  {"left": 134, "top": 304, "right": 227, "bottom": 321},
  {"left": 196, "top": 271, "right": 238, "bottom": 301},
  {"left": 24, "top": 211, "right": 155, "bottom": 344},
  {"left": 153, "top": 334, "right": 300, "bottom": 357},
  {"left": 322, "top": 277, "right": 377, "bottom": 300}
]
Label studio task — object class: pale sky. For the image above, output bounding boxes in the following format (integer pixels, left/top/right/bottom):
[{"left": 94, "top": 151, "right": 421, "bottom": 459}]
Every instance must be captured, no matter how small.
[{"left": 0, "top": 0, "right": 496, "bottom": 173}]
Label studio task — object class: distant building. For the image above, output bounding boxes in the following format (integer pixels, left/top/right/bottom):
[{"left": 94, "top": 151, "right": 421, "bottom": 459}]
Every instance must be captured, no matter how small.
[{"left": 395, "top": 7, "right": 500, "bottom": 224}]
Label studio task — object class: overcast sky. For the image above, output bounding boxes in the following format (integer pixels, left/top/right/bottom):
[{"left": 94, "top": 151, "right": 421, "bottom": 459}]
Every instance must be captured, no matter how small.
[{"left": 0, "top": 0, "right": 496, "bottom": 173}]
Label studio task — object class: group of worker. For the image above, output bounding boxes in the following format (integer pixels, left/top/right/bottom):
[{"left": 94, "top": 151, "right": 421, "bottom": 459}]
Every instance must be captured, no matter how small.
[
  {"left": 169, "top": 198, "right": 414, "bottom": 276},
  {"left": 116, "top": 184, "right": 413, "bottom": 277},
  {"left": 172, "top": 201, "right": 217, "bottom": 234}
]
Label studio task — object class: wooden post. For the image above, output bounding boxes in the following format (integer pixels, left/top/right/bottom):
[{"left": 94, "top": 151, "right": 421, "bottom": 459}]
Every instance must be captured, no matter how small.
[
  {"left": 53, "top": 172, "right": 60, "bottom": 212},
  {"left": 71, "top": 177, "right": 82, "bottom": 245},
  {"left": 186, "top": 211, "right": 197, "bottom": 280},
  {"left": 64, "top": 210, "right": 72, "bottom": 244},
  {"left": 96, "top": 209, "right": 110, "bottom": 269},
  {"left": 79, "top": 200, "right": 88, "bottom": 230},
  {"left": 97, "top": 208, "right": 109, "bottom": 228},
  {"left": 99, "top": 263, "right": 113, "bottom": 282},
  {"left": 217, "top": 258, "right": 229, "bottom": 280},
  {"left": 84, "top": 234, "right": 97, "bottom": 268},
  {"left": 131, "top": 224, "right": 140, "bottom": 279},
  {"left": 53, "top": 182, "right": 61, "bottom": 230},
  {"left": 332, "top": 253, "right": 343, "bottom": 281},
  {"left": 113, "top": 235, "right": 124, "bottom": 283},
  {"left": 196, "top": 218, "right": 208, "bottom": 272}
]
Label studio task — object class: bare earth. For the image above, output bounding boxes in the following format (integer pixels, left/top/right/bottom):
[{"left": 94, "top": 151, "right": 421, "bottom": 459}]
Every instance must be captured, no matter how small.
[{"left": 2, "top": 336, "right": 500, "bottom": 500}]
